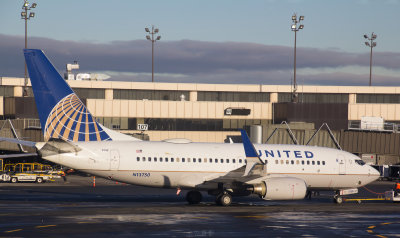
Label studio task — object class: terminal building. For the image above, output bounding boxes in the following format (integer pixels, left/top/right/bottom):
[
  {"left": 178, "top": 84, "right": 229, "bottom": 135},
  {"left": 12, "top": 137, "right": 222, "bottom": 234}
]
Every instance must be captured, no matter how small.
[{"left": 1, "top": 76, "right": 400, "bottom": 166}]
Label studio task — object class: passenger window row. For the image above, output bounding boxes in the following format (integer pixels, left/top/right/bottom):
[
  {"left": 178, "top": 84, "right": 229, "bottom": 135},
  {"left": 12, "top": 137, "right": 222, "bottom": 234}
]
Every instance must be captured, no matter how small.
[
  {"left": 136, "top": 157, "right": 246, "bottom": 164},
  {"left": 274, "top": 160, "right": 326, "bottom": 166}
]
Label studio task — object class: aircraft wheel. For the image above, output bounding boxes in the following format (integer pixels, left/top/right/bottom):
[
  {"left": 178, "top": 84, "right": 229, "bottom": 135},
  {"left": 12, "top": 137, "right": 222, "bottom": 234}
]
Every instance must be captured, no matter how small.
[
  {"left": 334, "top": 196, "right": 343, "bottom": 204},
  {"left": 217, "top": 193, "right": 232, "bottom": 206},
  {"left": 186, "top": 190, "right": 202, "bottom": 204},
  {"left": 10, "top": 177, "right": 18, "bottom": 183}
]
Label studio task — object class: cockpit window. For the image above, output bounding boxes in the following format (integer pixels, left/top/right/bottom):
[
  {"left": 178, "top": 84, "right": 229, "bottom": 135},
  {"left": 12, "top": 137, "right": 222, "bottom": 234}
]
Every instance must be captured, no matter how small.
[{"left": 355, "top": 160, "right": 365, "bottom": 166}]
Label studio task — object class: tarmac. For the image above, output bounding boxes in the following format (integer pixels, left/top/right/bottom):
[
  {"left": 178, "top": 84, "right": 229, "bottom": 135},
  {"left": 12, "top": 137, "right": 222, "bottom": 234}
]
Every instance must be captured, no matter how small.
[{"left": 0, "top": 175, "right": 399, "bottom": 237}]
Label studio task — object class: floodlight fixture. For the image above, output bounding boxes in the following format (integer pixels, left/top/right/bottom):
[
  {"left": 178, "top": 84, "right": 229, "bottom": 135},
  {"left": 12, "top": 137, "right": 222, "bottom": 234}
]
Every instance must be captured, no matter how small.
[
  {"left": 363, "top": 32, "right": 377, "bottom": 86},
  {"left": 290, "top": 13, "right": 305, "bottom": 102},
  {"left": 21, "top": 0, "right": 38, "bottom": 96},
  {"left": 145, "top": 25, "right": 161, "bottom": 83}
]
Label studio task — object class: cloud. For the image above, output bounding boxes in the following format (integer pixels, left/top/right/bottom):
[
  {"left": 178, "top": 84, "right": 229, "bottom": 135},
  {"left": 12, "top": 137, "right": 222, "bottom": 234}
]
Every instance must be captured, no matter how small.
[{"left": 0, "top": 34, "right": 399, "bottom": 85}]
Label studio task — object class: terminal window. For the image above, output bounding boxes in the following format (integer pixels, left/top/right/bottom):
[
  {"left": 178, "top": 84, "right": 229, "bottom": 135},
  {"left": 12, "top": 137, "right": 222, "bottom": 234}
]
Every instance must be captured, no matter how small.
[
  {"left": 198, "top": 91, "right": 270, "bottom": 102},
  {"left": 278, "top": 93, "right": 349, "bottom": 103},
  {"left": 0, "top": 86, "right": 14, "bottom": 97},
  {"left": 73, "top": 88, "right": 105, "bottom": 99},
  {"left": 114, "top": 89, "right": 190, "bottom": 101},
  {"left": 356, "top": 94, "right": 400, "bottom": 104}
]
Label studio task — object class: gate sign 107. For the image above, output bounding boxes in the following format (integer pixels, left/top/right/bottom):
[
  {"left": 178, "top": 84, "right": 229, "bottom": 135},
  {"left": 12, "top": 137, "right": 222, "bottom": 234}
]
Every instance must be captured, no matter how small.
[{"left": 137, "top": 124, "right": 149, "bottom": 131}]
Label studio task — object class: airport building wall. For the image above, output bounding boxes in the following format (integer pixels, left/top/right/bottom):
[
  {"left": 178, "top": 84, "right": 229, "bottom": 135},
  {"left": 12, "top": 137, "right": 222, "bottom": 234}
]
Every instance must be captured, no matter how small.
[{"left": 1, "top": 77, "right": 400, "bottom": 144}]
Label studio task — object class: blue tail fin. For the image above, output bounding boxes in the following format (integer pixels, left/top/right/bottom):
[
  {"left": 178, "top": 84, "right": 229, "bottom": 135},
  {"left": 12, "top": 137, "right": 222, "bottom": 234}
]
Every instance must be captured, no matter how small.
[
  {"left": 240, "top": 129, "right": 265, "bottom": 176},
  {"left": 24, "top": 49, "right": 114, "bottom": 142}
]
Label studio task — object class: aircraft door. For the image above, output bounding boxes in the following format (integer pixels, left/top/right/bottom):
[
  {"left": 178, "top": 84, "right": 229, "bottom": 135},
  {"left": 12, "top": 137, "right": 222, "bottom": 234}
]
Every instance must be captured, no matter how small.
[
  {"left": 110, "top": 149, "right": 120, "bottom": 170},
  {"left": 338, "top": 154, "right": 346, "bottom": 175}
]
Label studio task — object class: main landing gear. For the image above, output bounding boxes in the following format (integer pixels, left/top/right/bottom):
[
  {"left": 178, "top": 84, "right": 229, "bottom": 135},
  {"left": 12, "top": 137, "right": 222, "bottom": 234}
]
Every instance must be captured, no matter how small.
[
  {"left": 216, "top": 192, "right": 232, "bottom": 206},
  {"left": 213, "top": 182, "right": 234, "bottom": 206},
  {"left": 186, "top": 190, "right": 202, "bottom": 204},
  {"left": 186, "top": 183, "right": 234, "bottom": 206}
]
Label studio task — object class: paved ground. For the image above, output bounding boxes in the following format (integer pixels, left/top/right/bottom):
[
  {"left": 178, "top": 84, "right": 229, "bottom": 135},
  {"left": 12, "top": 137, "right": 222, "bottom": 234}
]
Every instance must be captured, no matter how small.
[{"left": 0, "top": 176, "right": 399, "bottom": 237}]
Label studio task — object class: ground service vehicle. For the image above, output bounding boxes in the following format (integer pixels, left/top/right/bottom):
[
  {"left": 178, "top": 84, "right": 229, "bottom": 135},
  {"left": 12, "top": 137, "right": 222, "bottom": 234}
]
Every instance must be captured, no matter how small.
[{"left": 0, "top": 172, "right": 53, "bottom": 183}]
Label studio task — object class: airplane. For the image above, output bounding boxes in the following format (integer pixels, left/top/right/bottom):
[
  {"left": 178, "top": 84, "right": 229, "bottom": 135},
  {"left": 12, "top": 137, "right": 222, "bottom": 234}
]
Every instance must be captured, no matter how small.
[{"left": 3, "top": 49, "right": 380, "bottom": 206}]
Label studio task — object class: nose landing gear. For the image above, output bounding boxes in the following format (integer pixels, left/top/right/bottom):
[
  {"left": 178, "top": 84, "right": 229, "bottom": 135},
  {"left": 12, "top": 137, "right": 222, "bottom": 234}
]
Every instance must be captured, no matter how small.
[{"left": 334, "top": 195, "right": 343, "bottom": 204}]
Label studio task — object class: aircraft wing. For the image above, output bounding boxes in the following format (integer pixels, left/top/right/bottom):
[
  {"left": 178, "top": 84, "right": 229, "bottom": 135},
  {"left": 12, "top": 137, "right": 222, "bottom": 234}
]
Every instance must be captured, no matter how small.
[
  {"left": 203, "top": 130, "right": 266, "bottom": 184},
  {"left": 205, "top": 164, "right": 266, "bottom": 184}
]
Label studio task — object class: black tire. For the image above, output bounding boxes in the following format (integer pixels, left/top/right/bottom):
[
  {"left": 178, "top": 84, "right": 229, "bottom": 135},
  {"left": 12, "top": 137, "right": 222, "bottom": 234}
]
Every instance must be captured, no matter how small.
[
  {"left": 186, "top": 191, "right": 202, "bottom": 204},
  {"left": 10, "top": 177, "right": 18, "bottom": 183},
  {"left": 36, "top": 177, "right": 43, "bottom": 183},
  {"left": 334, "top": 196, "right": 343, "bottom": 204},
  {"left": 218, "top": 194, "right": 232, "bottom": 206}
]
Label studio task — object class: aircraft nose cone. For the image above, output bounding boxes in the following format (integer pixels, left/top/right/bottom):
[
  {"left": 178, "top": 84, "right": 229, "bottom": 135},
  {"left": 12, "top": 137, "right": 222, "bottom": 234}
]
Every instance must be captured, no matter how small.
[{"left": 369, "top": 166, "right": 380, "bottom": 177}]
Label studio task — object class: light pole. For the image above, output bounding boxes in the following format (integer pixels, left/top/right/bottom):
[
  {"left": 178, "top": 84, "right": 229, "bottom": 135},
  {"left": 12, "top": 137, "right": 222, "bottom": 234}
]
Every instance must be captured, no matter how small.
[
  {"left": 291, "top": 13, "right": 304, "bottom": 103},
  {"left": 21, "top": 0, "right": 37, "bottom": 96},
  {"left": 364, "top": 32, "right": 377, "bottom": 86},
  {"left": 145, "top": 26, "right": 161, "bottom": 83}
]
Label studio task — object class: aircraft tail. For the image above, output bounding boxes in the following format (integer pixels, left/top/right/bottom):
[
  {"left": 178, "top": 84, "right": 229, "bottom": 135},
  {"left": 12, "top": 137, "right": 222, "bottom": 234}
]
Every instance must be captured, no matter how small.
[{"left": 24, "top": 49, "right": 140, "bottom": 142}]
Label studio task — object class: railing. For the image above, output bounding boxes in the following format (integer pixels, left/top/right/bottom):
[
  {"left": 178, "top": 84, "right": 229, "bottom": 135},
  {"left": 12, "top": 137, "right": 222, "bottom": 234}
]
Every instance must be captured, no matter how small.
[
  {"left": 348, "top": 121, "right": 400, "bottom": 133},
  {"left": 24, "top": 119, "right": 41, "bottom": 129}
]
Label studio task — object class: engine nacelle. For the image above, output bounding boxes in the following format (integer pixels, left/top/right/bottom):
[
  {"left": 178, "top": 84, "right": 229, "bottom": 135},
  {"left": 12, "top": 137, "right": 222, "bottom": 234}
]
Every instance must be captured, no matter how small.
[{"left": 252, "top": 177, "right": 307, "bottom": 200}]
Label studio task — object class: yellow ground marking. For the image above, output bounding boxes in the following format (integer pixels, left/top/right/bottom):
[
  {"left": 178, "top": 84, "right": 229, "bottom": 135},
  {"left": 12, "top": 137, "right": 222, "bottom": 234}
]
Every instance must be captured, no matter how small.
[
  {"left": 4, "top": 229, "right": 22, "bottom": 233},
  {"left": 366, "top": 221, "right": 400, "bottom": 237},
  {"left": 35, "top": 224, "right": 57, "bottom": 228},
  {"left": 375, "top": 235, "right": 387, "bottom": 238}
]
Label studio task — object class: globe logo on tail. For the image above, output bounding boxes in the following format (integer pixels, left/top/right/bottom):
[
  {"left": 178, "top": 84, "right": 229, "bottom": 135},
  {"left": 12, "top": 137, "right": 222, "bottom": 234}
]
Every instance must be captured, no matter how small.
[{"left": 44, "top": 93, "right": 111, "bottom": 142}]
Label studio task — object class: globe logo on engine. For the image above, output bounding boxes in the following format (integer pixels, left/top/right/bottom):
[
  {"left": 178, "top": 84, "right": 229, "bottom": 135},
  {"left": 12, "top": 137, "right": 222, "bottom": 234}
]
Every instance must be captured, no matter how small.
[{"left": 44, "top": 93, "right": 111, "bottom": 142}]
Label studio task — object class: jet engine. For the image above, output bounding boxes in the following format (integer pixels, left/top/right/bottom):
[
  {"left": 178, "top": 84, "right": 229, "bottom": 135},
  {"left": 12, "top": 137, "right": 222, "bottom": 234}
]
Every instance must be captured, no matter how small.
[{"left": 252, "top": 177, "right": 307, "bottom": 200}]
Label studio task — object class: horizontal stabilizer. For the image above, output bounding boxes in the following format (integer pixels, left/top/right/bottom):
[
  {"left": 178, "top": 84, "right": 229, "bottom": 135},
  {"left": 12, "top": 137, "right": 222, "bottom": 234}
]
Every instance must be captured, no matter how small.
[{"left": 36, "top": 139, "right": 82, "bottom": 157}]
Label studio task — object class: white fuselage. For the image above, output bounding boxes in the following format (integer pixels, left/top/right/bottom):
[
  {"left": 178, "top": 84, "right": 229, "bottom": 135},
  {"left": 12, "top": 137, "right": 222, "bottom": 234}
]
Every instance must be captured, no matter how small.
[{"left": 41, "top": 140, "right": 380, "bottom": 191}]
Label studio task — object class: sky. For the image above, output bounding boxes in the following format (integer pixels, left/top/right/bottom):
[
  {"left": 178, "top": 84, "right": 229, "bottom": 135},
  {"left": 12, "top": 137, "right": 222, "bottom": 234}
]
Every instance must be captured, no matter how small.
[{"left": 0, "top": 0, "right": 399, "bottom": 86}]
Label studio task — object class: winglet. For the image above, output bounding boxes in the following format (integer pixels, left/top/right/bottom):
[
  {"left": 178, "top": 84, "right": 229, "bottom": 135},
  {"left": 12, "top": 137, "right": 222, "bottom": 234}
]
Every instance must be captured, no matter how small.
[
  {"left": 240, "top": 129, "right": 260, "bottom": 158},
  {"left": 240, "top": 129, "right": 264, "bottom": 176}
]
